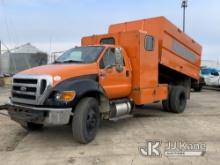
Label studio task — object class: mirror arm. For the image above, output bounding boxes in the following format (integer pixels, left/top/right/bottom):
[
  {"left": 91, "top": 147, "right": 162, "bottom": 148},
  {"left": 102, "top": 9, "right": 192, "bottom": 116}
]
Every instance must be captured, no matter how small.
[{"left": 105, "top": 64, "right": 115, "bottom": 70}]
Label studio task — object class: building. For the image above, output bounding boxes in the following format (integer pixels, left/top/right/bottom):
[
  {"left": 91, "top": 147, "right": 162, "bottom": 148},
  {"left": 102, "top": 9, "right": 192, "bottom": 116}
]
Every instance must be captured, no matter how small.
[
  {"left": 202, "top": 60, "right": 220, "bottom": 69},
  {"left": 0, "top": 43, "right": 48, "bottom": 75}
]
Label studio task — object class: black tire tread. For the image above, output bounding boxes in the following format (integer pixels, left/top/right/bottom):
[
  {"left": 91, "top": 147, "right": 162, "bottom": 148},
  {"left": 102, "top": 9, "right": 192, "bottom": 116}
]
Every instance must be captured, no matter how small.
[
  {"left": 162, "top": 100, "right": 170, "bottom": 112},
  {"left": 169, "top": 86, "right": 187, "bottom": 113},
  {"left": 193, "top": 86, "right": 202, "bottom": 92},
  {"left": 72, "top": 97, "right": 99, "bottom": 144}
]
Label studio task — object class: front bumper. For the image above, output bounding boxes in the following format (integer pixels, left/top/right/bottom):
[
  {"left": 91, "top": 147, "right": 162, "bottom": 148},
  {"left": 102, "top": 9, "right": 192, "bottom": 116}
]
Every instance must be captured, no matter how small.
[{"left": 6, "top": 102, "right": 72, "bottom": 125}]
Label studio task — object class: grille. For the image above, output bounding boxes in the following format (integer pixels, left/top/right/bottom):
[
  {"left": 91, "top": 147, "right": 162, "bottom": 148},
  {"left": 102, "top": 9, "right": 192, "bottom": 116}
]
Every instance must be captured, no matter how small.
[
  {"left": 11, "top": 74, "right": 52, "bottom": 105},
  {"left": 12, "top": 78, "right": 38, "bottom": 100}
]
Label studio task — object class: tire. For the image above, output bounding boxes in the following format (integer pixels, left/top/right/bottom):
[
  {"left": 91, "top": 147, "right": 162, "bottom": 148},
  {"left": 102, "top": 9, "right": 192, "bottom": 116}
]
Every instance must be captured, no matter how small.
[
  {"left": 21, "top": 122, "right": 44, "bottom": 131},
  {"left": 169, "top": 86, "right": 187, "bottom": 113},
  {"left": 72, "top": 97, "right": 100, "bottom": 144},
  {"left": 193, "top": 86, "right": 202, "bottom": 92},
  {"left": 162, "top": 99, "right": 170, "bottom": 112},
  {"left": 162, "top": 86, "right": 173, "bottom": 112}
]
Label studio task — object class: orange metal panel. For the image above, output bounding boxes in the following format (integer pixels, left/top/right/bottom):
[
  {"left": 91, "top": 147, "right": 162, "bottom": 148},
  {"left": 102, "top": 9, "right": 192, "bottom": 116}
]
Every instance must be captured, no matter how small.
[
  {"left": 162, "top": 33, "right": 201, "bottom": 66},
  {"left": 155, "top": 85, "right": 168, "bottom": 101},
  {"left": 109, "top": 16, "right": 202, "bottom": 80},
  {"left": 139, "top": 31, "right": 158, "bottom": 89},
  {"left": 82, "top": 31, "right": 142, "bottom": 90},
  {"left": 130, "top": 85, "right": 168, "bottom": 105},
  {"left": 161, "top": 49, "right": 200, "bottom": 79}
]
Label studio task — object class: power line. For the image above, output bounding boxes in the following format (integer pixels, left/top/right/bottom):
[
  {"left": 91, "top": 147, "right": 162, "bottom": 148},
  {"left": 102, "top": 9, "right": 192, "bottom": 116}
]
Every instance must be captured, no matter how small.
[{"left": 0, "top": 0, "right": 19, "bottom": 47}]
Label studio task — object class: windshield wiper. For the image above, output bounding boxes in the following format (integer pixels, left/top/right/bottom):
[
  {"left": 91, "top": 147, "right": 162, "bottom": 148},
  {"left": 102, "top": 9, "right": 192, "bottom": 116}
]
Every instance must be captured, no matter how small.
[
  {"left": 53, "top": 60, "right": 62, "bottom": 64},
  {"left": 63, "top": 60, "right": 83, "bottom": 63},
  {"left": 54, "top": 60, "right": 83, "bottom": 64}
]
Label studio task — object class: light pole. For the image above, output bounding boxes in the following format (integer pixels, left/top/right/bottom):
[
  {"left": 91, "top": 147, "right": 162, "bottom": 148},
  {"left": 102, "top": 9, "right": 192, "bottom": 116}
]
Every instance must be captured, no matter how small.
[
  {"left": 181, "top": 0, "right": 188, "bottom": 32},
  {"left": 0, "top": 40, "right": 1, "bottom": 55}
]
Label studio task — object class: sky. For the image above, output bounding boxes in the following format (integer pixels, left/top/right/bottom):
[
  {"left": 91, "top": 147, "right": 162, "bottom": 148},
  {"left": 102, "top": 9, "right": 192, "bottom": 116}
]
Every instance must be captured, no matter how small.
[{"left": 0, "top": 0, "right": 219, "bottom": 60}]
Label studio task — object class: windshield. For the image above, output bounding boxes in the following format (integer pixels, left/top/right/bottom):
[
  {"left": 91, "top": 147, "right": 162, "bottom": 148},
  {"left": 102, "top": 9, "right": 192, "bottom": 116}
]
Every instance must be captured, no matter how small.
[
  {"left": 201, "top": 68, "right": 219, "bottom": 75},
  {"left": 201, "top": 69, "right": 211, "bottom": 75},
  {"left": 55, "top": 46, "right": 104, "bottom": 64}
]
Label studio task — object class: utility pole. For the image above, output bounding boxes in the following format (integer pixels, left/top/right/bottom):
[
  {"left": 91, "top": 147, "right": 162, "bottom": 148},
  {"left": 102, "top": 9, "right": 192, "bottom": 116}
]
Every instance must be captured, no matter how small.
[
  {"left": 217, "top": 57, "right": 220, "bottom": 67},
  {"left": 0, "top": 40, "right": 1, "bottom": 55},
  {"left": 181, "top": 0, "right": 188, "bottom": 32}
]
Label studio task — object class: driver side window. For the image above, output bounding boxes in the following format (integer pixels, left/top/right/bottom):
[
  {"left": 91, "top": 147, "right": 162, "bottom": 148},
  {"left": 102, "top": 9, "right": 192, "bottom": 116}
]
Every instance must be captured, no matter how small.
[
  {"left": 100, "top": 48, "right": 125, "bottom": 69},
  {"left": 100, "top": 48, "right": 116, "bottom": 69}
]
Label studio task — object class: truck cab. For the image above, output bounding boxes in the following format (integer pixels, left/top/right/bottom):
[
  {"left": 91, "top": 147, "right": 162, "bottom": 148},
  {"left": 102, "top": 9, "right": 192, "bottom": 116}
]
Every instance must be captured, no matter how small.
[
  {"left": 7, "top": 44, "right": 134, "bottom": 143},
  {"left": 6, "top": 17, "right": 202, "bottom": 144}
]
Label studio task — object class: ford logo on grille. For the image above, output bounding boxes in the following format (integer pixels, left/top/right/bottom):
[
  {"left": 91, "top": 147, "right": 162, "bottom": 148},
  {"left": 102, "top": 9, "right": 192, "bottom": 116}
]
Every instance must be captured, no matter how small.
[{"left": 20, "top": 86, "right": 27, "bottom": 91}]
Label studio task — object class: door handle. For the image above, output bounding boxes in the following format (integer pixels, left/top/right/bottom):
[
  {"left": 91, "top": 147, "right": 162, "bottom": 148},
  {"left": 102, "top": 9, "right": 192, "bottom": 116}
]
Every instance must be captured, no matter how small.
[
  {"left": 100, "top": 72, "right": 106, "bottom": 77},
  {"left": 126, "top": 70, "right": 129, "bottom": 77}
]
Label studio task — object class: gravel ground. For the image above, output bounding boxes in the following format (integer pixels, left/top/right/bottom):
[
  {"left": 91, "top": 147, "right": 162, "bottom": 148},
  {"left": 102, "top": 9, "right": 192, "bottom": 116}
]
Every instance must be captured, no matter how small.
[{"left": 0, "top": 87, "right": 220, "bottom": 165}]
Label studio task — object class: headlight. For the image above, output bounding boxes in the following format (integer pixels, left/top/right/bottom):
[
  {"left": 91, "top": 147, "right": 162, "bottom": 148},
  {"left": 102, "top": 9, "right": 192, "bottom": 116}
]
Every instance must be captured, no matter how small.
[{"left": 55, "top": 91, "right": 76, "bottom": 102}]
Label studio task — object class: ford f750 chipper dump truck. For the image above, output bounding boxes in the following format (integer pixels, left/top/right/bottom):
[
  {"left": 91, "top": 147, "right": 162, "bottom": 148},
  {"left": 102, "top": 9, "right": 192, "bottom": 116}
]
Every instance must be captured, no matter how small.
[{"left": 5, "top": 17, "right": 202, "bottom": 143}]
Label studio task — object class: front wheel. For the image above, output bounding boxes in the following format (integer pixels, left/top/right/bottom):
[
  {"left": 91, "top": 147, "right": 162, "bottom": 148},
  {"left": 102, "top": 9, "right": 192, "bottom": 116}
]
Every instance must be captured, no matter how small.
[{"left": 72, "top": 97, "right": 100, "bottom": 144}]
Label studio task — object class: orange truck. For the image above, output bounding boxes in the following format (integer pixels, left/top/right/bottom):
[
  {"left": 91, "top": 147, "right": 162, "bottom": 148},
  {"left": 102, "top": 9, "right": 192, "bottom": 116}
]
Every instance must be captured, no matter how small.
[{"left": 5, "top": 17, "right": 202, "bottom": 143}]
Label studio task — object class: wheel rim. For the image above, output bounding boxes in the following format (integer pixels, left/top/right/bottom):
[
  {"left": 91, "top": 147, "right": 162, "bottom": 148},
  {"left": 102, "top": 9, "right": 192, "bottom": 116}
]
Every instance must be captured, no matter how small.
[{"left": 86, "top": 108, "right": 97, "bottom": 134}]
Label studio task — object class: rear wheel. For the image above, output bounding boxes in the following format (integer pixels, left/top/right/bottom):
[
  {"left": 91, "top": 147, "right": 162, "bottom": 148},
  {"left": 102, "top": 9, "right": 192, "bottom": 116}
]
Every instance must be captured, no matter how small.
[
  {"left": 162, "top": 86, "right": 187, "bottom": 113},
  {"left": 72, "top": 97, "right": 100, "bottom": 144},
  {"left": 193, "top": 86, "right": 202, "bottom": 92},
  {"left": 170, "top": 86, "right": 187, "bottom": 113},
  {"left": 162, "top": 99, "right": 170, "bottom": 112}
]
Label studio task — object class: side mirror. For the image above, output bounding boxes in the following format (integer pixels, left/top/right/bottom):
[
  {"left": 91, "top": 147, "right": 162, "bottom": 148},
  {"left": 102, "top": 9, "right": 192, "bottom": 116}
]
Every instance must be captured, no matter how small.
[
  {"left": 116, "top": 64, "right": 123, "bottom": 72},
  {"left": 115, "top": 48, "right": 124, "bottom": 72}
]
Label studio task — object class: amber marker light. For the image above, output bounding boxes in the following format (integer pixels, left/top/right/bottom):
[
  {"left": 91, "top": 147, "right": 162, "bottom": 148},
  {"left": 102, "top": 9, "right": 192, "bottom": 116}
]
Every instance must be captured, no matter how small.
[{"left": 55, "top": 91, "right": 76, "bottom": 102}]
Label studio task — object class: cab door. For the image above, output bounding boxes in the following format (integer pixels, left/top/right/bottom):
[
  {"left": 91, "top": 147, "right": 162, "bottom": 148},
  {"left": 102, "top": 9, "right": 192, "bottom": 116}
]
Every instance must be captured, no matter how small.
[{"left": 99, "top": 47, "right": 132, "bottom": 99}]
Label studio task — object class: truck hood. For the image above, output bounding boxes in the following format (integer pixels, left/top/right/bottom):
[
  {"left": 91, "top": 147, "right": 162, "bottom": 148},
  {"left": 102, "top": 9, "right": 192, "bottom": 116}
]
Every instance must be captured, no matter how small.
[{"left": 19, "top": 63, "right": 99, "bottom": 85}]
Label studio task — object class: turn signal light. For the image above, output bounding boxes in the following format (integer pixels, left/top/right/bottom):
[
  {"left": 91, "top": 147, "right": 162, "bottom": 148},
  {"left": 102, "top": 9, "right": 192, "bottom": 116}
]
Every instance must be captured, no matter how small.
[
  {"left": 62, "top": 91, "right": 76, "bottom": 102},
  {"left": 55, "top": 91, "right": 76, "bottom": 102}
]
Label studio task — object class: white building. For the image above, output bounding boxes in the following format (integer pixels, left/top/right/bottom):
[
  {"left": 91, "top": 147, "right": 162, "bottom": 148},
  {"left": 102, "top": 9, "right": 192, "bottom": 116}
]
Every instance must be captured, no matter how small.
[{"left": 0, "top": 43, "right": 48, "bottom": 75}]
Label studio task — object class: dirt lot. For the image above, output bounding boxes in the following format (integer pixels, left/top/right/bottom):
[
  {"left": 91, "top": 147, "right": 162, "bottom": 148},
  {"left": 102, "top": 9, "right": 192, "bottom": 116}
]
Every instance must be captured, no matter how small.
[{"left": 0, "top": 87, "right": 220, "bottom": 165}]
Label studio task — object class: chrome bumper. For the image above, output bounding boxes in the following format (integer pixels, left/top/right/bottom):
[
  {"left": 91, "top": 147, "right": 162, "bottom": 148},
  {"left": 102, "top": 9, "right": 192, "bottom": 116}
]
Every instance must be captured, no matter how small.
[{"left": 6, "top": 102, "right": 72, "bottom": 125}]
